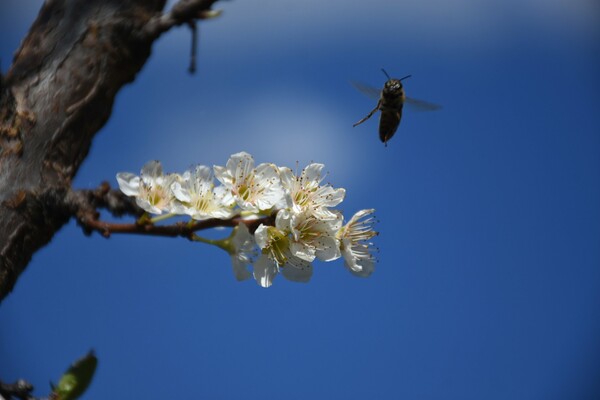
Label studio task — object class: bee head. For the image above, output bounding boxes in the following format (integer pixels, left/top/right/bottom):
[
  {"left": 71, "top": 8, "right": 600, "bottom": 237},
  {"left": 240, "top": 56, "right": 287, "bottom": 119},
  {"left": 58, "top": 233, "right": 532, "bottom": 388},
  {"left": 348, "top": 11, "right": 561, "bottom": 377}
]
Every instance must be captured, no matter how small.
[
  {"left": 384, "top": 79, "right": 403, "bottom": 94},
  {"left": 381, "top": 69, "right": 411, "bottom": 95}
]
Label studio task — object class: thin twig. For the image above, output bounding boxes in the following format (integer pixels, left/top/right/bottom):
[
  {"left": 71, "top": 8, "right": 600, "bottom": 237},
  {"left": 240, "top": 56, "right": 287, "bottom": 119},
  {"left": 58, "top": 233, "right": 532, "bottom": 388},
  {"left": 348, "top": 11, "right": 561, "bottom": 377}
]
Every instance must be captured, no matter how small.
[
  {"left": 143, "top": 0, "right": 220, "bottom": 39},
  {"left": 188, "top": 21, "right": 198, "bottom": 74},
  {"left": 0, "top": 379, "right": 35, "bottom": 400},
  {"left": 66, "top": 183, "right": 275, "bottom": 239},
  {"left": 77, "top": 213, "right": 273, "bottom": 239}
]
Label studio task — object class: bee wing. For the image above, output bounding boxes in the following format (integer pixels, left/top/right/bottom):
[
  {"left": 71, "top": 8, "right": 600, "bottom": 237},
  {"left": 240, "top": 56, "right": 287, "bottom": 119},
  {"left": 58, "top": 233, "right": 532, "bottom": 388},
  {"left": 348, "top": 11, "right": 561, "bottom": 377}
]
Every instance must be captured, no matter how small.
[
  {"left": 350, "top": 81, "right": 381, "bottom": 100},
  {"left": 404, "top": 96, "right": 442, "bottom": 112}
]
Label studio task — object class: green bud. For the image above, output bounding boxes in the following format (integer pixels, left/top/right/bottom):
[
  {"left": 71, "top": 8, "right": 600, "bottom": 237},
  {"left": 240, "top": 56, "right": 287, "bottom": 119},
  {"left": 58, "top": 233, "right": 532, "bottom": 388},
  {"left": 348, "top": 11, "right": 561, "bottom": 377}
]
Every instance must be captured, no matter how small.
[{"left": 53, "top": 350, "right": 97, "bottom": 400}]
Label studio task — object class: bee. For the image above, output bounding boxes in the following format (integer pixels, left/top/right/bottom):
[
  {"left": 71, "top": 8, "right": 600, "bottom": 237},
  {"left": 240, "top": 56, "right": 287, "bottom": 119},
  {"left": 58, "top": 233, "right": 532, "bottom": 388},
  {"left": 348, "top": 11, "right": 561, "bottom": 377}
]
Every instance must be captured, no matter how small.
[{"left": 352, "top": 69, "right": 441, "bottom": 146}]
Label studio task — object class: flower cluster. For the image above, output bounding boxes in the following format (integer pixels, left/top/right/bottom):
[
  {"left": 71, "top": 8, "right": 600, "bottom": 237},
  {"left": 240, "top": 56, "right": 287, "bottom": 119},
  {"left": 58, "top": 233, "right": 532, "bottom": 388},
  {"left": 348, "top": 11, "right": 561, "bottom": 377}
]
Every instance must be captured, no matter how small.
[{"left": 116, "top": 152, "right": 378, "bottom": 287}]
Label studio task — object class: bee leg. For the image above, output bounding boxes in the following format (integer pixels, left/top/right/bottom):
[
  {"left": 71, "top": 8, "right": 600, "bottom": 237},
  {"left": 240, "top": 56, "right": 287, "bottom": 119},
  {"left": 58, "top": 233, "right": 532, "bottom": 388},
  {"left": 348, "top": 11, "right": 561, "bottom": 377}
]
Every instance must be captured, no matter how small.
[{"left": 353, "top": 101, "right": 381, "bottom": 127}]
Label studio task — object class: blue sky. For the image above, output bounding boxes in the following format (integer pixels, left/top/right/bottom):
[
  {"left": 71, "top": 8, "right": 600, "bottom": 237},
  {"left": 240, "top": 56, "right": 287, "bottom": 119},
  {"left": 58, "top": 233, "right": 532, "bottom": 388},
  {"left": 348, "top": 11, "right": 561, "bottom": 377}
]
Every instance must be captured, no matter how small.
[{"left": 1, "top": 0, "right": 600, "bottom": 399}]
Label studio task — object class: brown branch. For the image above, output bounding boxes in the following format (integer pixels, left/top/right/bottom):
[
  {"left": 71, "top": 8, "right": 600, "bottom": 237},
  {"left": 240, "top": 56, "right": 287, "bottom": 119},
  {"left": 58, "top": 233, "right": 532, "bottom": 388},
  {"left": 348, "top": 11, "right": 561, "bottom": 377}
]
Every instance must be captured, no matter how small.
[
  {"left": 64, "top": 182, "right": 275, "bottom": 238},
  {"left": 188, "top": 21, "right": 198, "bottom": 74},
  {"left": 77, "top": 213, "right": 274, "bottom": 239},
  {"left": 143, "top": 0, "right": 220, "bottom": 39},
  {"left": 0, "top": 379, "right": 35, "bottom": 400},
  {"left": 67, "top": 182, "right": 143, "bottom": 219},
  {"left": 0, "top": 0, "right": 225, "bottom": 301}
]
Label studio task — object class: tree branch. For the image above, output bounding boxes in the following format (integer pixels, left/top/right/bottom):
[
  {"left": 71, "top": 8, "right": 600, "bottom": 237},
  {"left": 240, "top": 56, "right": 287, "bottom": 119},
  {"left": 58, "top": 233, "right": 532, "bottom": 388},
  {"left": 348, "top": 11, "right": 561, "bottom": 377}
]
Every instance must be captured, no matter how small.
[
  {"left": 0, "top": 379, "right": 35, "bottom": 400},
  {"left": 0, "top": 0, "right": 222, "bottom": 301},
  {"left": 76, "top": 213, "right": 274, "bottom": 239},
  {"left": 64, "top": 183, "right": 275, "bottom": 238},
  {"left": 144, "top": 0, "right": 221, "bottom": 39}
]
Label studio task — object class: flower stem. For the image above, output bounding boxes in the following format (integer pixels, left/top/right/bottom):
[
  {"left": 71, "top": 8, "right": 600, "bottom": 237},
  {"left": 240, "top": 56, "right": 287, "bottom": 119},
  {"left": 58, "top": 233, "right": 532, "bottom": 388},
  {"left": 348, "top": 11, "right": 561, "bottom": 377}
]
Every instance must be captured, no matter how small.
[
  {"left": 150, "top": 213, "right": 176, "bottom": 224},
  {"left": 136, "top": 212, "right": 152, "bottom": 225},
  {"left": 191, "top": 233, "right": 233, "bottom": 253},
  {"left": 192, "top": 233, "right": 222, "bottom": 246}
]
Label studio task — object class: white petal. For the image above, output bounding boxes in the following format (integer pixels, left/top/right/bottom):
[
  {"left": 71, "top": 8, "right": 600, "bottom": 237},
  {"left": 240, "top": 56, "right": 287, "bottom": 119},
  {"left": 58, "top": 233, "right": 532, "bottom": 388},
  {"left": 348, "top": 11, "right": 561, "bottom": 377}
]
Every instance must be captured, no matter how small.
[
  {"left": 253, "top": 165, "right": 284, "bottom": 210},
  {"left": 236, "top": 201, "right": 259, "bottom": 213},
  {"left": 210, "top": 208, "right": 235, "bottom": 219},
  {"left": 180, "top": 170, "right": 193, "bottom": 182},
  {"left": 341, "top": 245, "right": 360, "bottom": 272},
  {"left": 135, "top": 198, "right": 163, "bottom": 215},
  {"left": 255, "top": 162, "right": 280, "bottom": 181},
  {"left": 171, "top": 181, "right": 191, "bottom": 202},
  {"left": 194, "top": 165, "right": 212, "bottom": 181},
  {"left": 255, "top": 190, "right": 284, "bottom": 211},
  {"left": 312, "top": 207, "right": 340, "bottom": 221},
  {"left": 231, "top": 256, "right": 252, "bottom": 281},
  {"left": 348, "top": 256, "right": 375, "bottom": 278},
  {"left": 323, "top": 187, "right": 346, "bottom": 208},
  {"left": 116, "top": 173, "right": 140, "bottom": 196},
  {"left": 213, "top": 165, "right": 231, "bottom": 187},
  {"left": 281, "top": 258, "right": 313, "bottom": 283},
  {"left": 314, "top": 236, "right": 341, "bottom": 262},
  {"left": 275, "top": 209, "right": 292, "bottom": 231},
  {"left": 169, "top": 202, "right": 187, "bottom": 215},
  {"left": 349, "top": 208, "right": 376, "bottom": 224},
  {"left": 140, "top": 160, "right": 163, "bottom": 181},
  {"left": 233, "top": 223, "right": 253, "bottom": 248},
  {"left": 254, "top": 224, "right": 269, "bottom": 249},
  {"left": 326, "top": 212, "right": 344, "bottom": 231},
  {"left": 228, "top": 152, "right": 254, "bottom": 181},
  {"left": 253, "top": 254, "right": 278, "bottom": 288},
  {"left": 274, "top": 195, "right": 288, "bottom": 210},
  {"left": 310, "top": 186, "right": 346, "bottom": 209},
  {"left": 214, "top": 185, "right": 235, "bottom": 207},
  {"left": 341, "top": 241, "right": 375, "bottom": 277},
  {"left": 290, "top": 241, "right": 316, "bottom": 262},
  {"left": 278, "top": 167, "right": 295, "bottom": 192},
  {"left": 228, "top": 152, "right": 254, "bottom": 170},
  {"left": 302, "top": 163, "right": 325, "bottom": 186}
]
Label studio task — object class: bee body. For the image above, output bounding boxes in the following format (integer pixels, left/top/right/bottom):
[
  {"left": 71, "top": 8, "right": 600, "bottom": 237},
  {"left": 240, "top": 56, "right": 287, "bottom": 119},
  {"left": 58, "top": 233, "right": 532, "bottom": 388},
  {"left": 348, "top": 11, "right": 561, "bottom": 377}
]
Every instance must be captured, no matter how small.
[
  {"left": 352, "top": 69, "right": 441, "bottom": 146},
  {"left": 378, "top": 78, "right": 406, "bottom": 144}
]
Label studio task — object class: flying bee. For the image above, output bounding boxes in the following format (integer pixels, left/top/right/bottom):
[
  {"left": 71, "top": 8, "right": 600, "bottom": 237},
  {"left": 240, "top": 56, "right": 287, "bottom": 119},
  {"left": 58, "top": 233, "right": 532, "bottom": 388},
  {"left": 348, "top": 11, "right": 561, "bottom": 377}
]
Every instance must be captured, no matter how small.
[{"left": 352, "top": 69, "right": 441, "bottom": 146}]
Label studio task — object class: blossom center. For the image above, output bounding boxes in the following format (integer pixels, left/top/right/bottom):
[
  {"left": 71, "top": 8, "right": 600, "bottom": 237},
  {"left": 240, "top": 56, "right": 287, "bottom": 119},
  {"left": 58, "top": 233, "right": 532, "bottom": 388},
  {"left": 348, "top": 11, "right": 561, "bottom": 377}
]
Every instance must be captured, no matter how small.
[
  {"left": 265, "top": 228, "right": 289, "bottom": 266},
  {"left": 142, "top": 184, "right": 170, "bottom": 208},
  {"left": 238, "top": 184, "right": 251, "bottom": 201},
  {"left": 192, "top": 194, "right": 213, "bottom": 213}
]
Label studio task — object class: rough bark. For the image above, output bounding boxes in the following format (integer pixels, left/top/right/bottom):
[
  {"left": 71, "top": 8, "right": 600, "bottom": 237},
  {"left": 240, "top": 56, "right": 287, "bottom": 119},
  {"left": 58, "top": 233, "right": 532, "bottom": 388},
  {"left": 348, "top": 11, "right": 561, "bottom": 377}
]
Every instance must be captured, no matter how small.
[{"left": 0, "top": 0, "right": 217, "bottom": 302}]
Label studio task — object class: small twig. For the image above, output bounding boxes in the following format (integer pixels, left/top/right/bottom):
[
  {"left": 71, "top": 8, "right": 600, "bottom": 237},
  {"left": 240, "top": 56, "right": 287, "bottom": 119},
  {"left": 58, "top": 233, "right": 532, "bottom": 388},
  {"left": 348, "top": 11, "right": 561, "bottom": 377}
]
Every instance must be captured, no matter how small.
[
  {"left": 67, "top": 182, "right": 142, "bottom": 218},
  {"left": 65, "top": 182, "right": 276, "bottom": 239},
  {"left": 143, "top": 0, "right": 220, "bottom": 39},
  {"left": 0, "top": 379, "right": 35, "bottom": 400},
  {"left": 77, "top": 212, "right": 273, "bottom": 239},
  {"left": 188, "top": 21, "right": 198, "bottom": 74}
]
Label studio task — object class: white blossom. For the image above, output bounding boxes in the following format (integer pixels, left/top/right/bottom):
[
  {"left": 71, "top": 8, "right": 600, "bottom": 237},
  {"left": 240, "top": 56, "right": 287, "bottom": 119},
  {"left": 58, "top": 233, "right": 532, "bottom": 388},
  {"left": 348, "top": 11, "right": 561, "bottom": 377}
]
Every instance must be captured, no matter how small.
[
  {"left": 214, "top": 152, "right": 284, "bottom": 213},
  {"left": 116, "top": 153, "right": 379, "bottom": 286},
  {"left": 116, "top": 161, "right": 178, "bottom": 215},
  {"left": 228, "top": 223, "right": 256, "bottom": 281},
  {"left": 279, "top": 163, "right": 345, "bottom": 220},
  {"left": 336, "top": 209, "right": 378, "bottom": 277},
  {"left": 171, "top": 165, "right": 235, "bottom": 220},
  {"left": 253, "top": 224, "right": 312, "bottom": 287},
  {"left": 280, "top": 256, "right": 313, "bottom": 283},
  {"left": 254, "top": 224, "right": 290, "bottom": 267},
  {"left": 277, "top": 209, "right": 342, "bottom": 262},
  {"left": 252, "top": 254, "right": 278, "bottom": 288}
]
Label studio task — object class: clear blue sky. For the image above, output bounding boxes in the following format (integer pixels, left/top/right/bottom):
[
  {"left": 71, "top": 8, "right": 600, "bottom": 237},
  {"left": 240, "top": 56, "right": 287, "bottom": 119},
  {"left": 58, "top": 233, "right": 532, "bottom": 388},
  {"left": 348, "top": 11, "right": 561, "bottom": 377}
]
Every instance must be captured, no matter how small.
[{"left": 1, "top": 1, "right": 600, "bottom": 399}]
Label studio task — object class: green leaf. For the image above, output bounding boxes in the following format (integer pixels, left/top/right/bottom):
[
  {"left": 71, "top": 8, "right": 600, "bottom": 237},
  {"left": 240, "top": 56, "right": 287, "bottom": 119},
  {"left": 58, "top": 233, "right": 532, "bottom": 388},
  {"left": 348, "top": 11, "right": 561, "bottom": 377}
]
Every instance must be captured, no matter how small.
[{"left": 54, "top": 350, "right": 98, "bottom": 400}]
